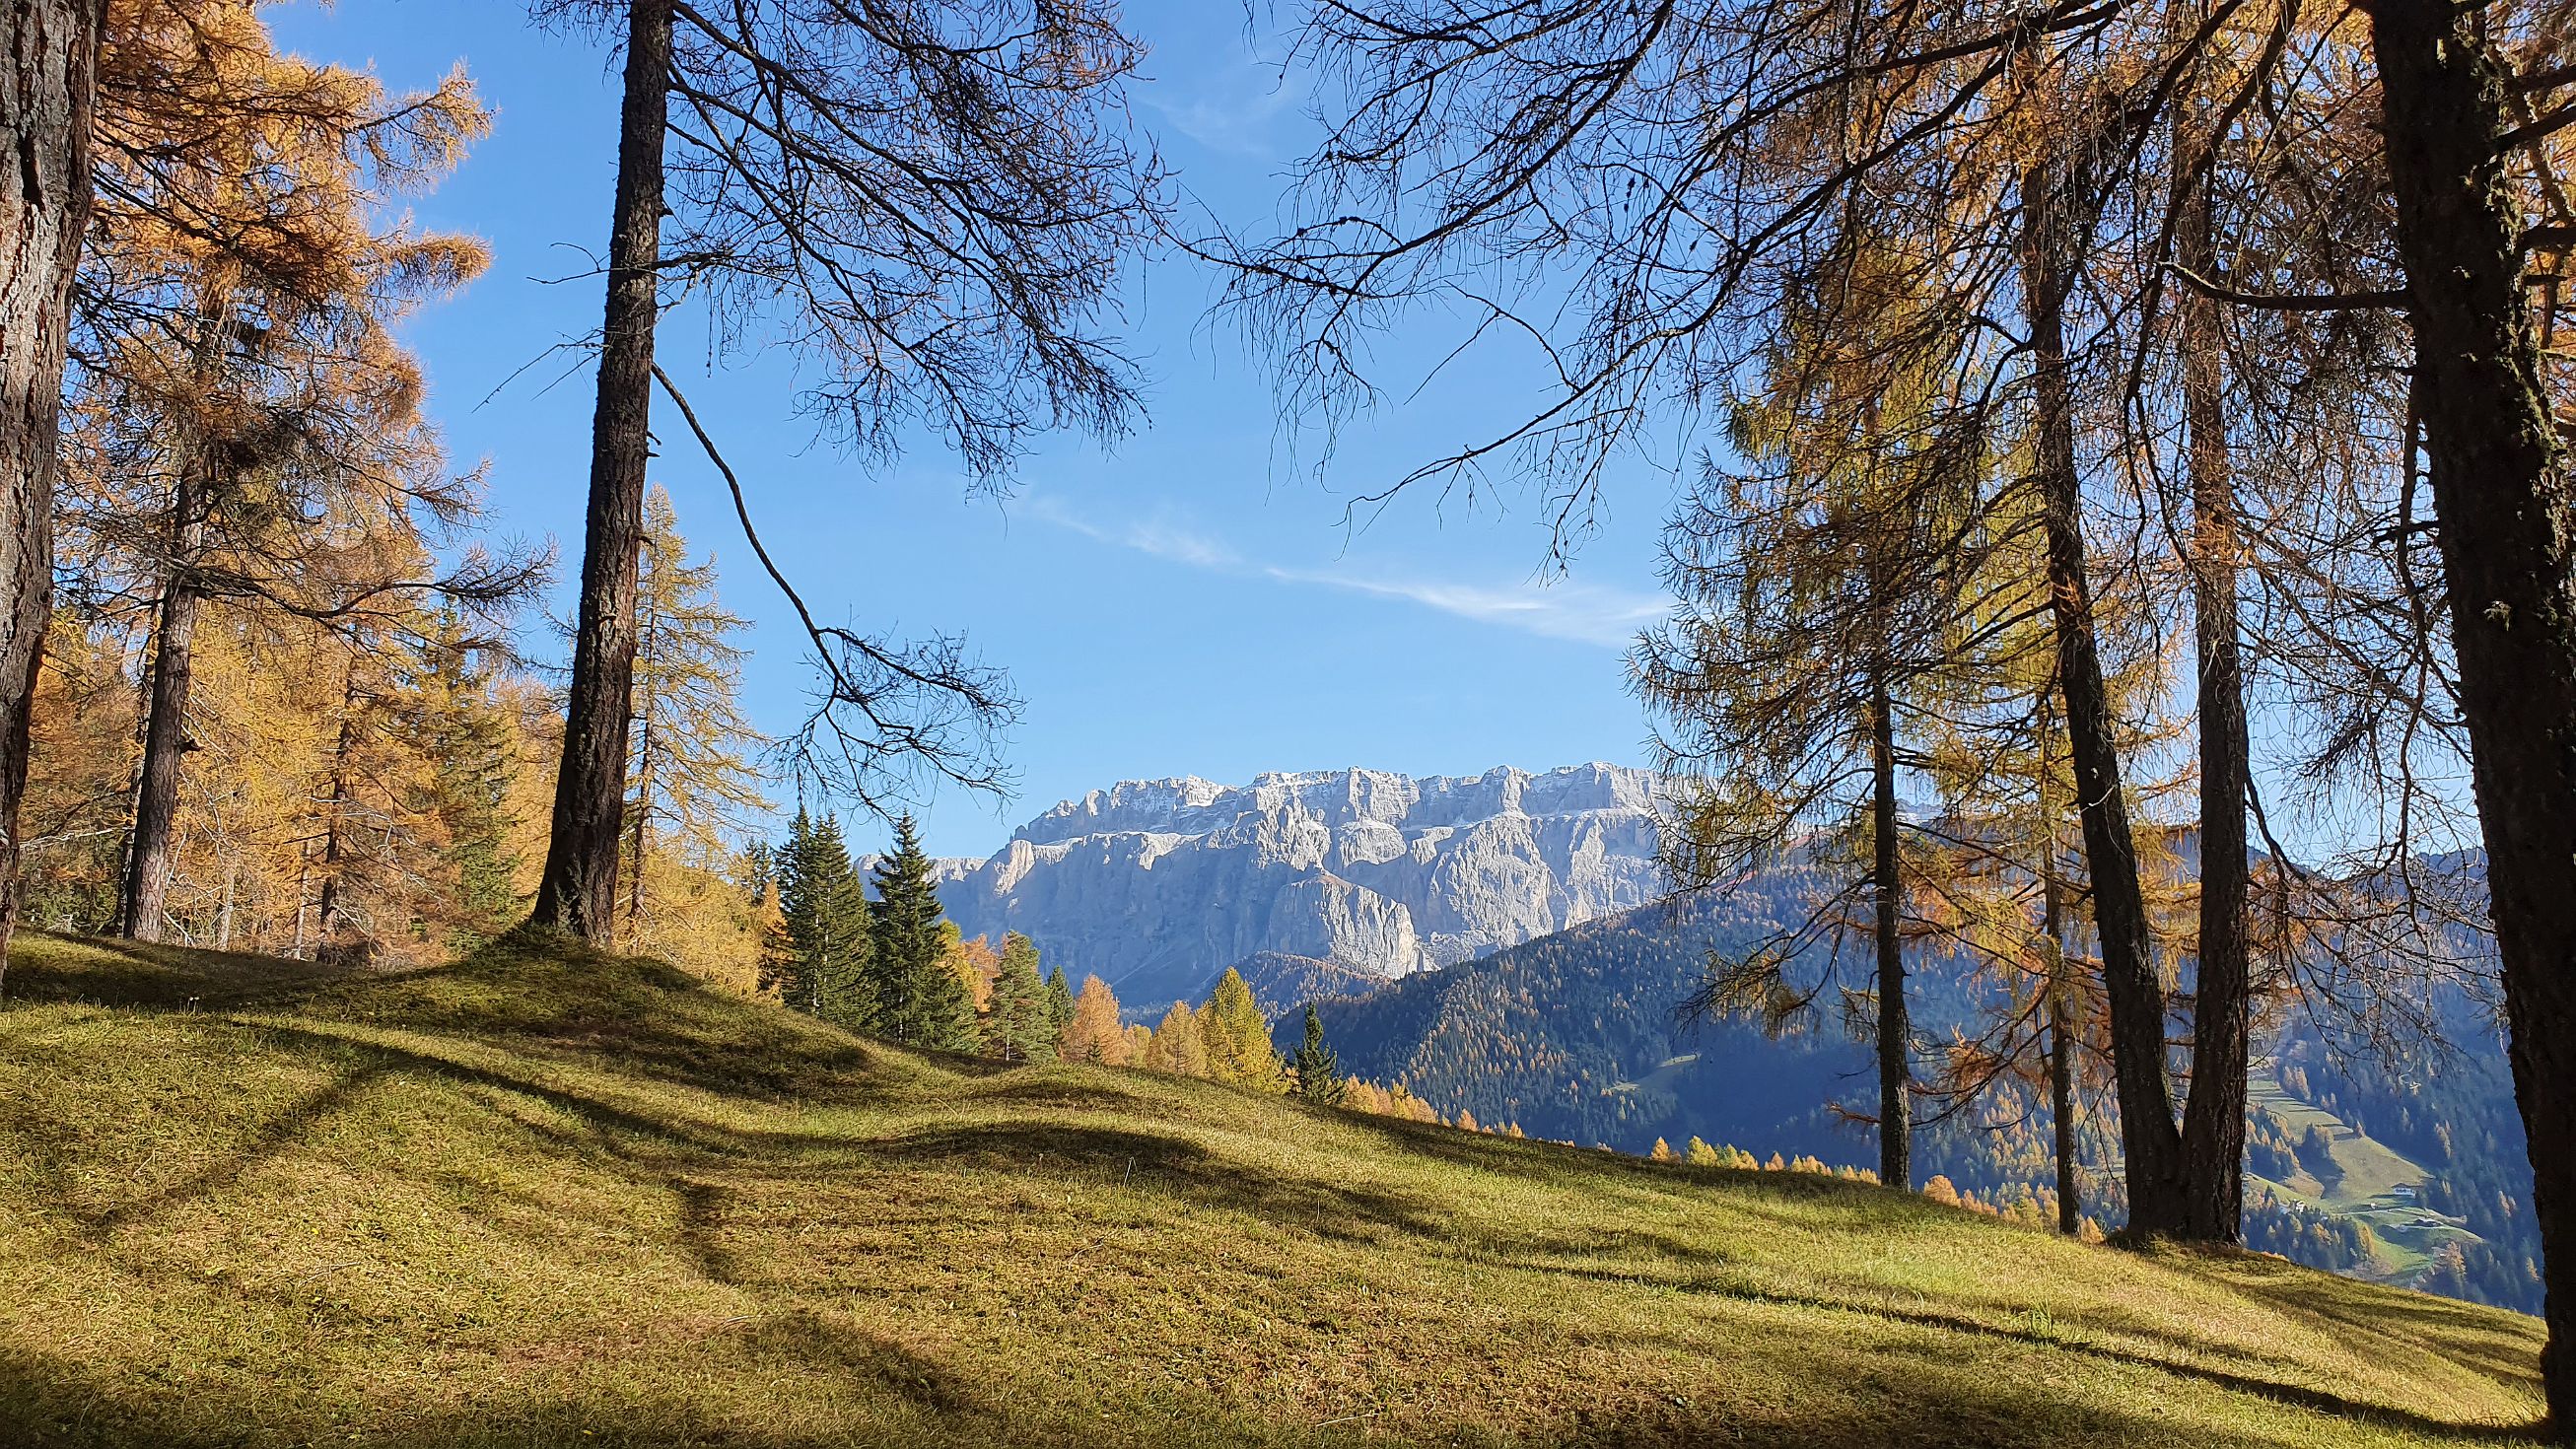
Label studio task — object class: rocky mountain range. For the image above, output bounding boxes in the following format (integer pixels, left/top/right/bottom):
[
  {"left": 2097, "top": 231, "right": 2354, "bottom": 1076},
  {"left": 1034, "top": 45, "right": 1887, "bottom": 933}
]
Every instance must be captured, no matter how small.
[{"left": 934, "top": 763, "right": 1667, "bottom": 1009}]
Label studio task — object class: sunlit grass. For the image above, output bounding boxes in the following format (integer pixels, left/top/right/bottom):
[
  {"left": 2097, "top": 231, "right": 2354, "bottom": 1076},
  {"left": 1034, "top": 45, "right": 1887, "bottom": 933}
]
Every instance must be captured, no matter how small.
[{"left": 0, "top": 929, "right": 2547, "bottom": 1446}]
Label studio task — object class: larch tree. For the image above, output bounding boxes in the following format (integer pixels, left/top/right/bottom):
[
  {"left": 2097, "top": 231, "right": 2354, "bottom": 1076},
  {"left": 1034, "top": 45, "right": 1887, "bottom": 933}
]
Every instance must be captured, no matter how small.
[
  {"left": 0, "top": 0, "right": 106, "bottom": 990},
  {"left": 71, "top": 2, "right": 530, "bottom": 943},
  {"left": 1060, "top": 974, "right": 1127, "bottom": 1067},
  {"left": 1637, "top": 253, "right": 2010, "bottom": 1193},
  {"left": 1200, "top": 968, "right": 1286, "bottom": 1093},
  {"left": 1143, "top": 999, "right": 1207, "bottom": 1076},
  {"left": 1223, "top": 0, "right": 2300, "bottom": 1247},
  {"left": 2362, "top": 0, "right": 2576, "bottom": 1418},
  {"left": 523, "top": 0, "right": 1168, "bottom": 937},
  {"left": 616, "top": 485, "right": 769, "bottom": 966}
]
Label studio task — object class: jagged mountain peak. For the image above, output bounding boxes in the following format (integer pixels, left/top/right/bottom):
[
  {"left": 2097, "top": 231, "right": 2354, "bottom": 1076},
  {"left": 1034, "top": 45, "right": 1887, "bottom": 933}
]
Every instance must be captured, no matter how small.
[{"left": 938, "top": 763, "right": 1668, "bottom": 1007}]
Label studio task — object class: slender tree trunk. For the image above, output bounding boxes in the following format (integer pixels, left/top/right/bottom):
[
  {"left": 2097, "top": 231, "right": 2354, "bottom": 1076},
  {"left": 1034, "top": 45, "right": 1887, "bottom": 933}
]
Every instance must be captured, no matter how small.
[
  {"left": 0, "top": 0, "right": 104, "bottom": 994},
  {"left": 2039, "top": 700, "right": 2080, "bottom": 1235},
  {"left": 1869, "top": 669, "right": 1911, "bottom": 1191},
  {"left": 119, "top": 308, "right": 225, "bottom": 940},
  {"left": 623, "top": 785, "right": 650, "bottom": 950},
  {"left": 2174, "top": 108, "right": 2253, "bottom": 1246},
  {"left": 2372, "top": 1, "right": 2576, "bottom": 1428},
  {"left": 530, "top": 0, "right": 671, "bottom": 937},
  {"left": 621, "top": 588, "right": 658, "bottom": 950},
  {"left": 2021, "top": 154, "right": 2188, "bottom": 1238},
  {"left": 2046, "top": 864, "right": 2079, "bottom": 1235},
  {"left": 215, "top": 856, "right": 234, "bottom": 951},
  {"left": 315, "top": 661, "right": 358, "bottom": 949},
  {"left": 291, "top": 857, "right": 311, "bottom": 958}
]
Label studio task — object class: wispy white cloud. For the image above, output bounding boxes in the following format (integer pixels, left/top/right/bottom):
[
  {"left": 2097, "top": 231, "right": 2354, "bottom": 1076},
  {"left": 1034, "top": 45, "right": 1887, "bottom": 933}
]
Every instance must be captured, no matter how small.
[
  {"left": 1025, "top": 495, "right": 1670, "bottom": 649},
  {"left": 1140, "top": 58, "right": 1308, "bottom": 159}
]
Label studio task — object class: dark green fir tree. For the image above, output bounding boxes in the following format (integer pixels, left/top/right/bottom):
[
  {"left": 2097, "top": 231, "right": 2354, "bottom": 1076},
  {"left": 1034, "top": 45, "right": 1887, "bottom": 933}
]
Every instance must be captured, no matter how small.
[
  {"left": 763, "top": 809, "right": 871, "bottom": 1025},
  {"left": 984, "top": 931, "right": 1055, "bottom": 1062},
  {"left": 870, "top": 814, "right": 976, "bottom": 1050},
  {"left": 1289, "top": 1002, "right": 1347, "bottom": 1106},
  {"left": 1043, "top": 965, "right": 1077, "bottom": 1048}
]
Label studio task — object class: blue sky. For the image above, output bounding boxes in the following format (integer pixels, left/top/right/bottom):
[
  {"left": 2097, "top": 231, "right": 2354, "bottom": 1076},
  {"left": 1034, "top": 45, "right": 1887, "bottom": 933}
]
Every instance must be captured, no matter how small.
[{"left": 265, "top": 1, "right": 1684, "bottom": 861}]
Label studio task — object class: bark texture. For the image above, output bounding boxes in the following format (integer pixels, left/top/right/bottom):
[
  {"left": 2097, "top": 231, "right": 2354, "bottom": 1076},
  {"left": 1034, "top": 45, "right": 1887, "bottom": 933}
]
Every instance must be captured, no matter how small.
[
  {"left": 0, "top": 0, "right": 104, "bottom": 988},
  {"left": 2373, "top": 0, "right": 2576, "bottom": 1429},
  {"left": 1870, "top": 671, "right": 1911, "bottom": 1191},
  {"left": 2022, "top": 155, "right": 2188, "bottom": 1238},
  {"left": 530, "top": 0, "right": 671, "bottom": 936},
  {"left": 2174, "top": 105, "right": 2253, "bottom": 1245},
  {"left": 118, "top": 307, "right": 226, "bottom": 941}
]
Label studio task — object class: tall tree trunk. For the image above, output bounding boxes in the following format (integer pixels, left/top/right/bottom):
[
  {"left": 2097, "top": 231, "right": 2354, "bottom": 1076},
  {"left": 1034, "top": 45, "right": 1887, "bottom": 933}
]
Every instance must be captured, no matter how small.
[
  {"left": 1869, "top": 668, "right": 1912, "bottom": 1191},
  {"left": 530, "top": 0, "right": 671, "bottom": 937},
  {"left": 622, "top": 775, "right": 650, "bottom": 950},
  {"left": 215, "top": 856, "right": 233, "bottom": 951},
  {"left": 621, "top": 588, "right": 658, "bottom": 950},
  {"left": 2046, "top": 864, "right": 2079, "bottom": 1235},
  {"left": 2021, "top": 154, "right": 2189, "bottom": 1238},
  {"left": 2039, "top": 700, "right": 2080, "bottom": 1236},
  {"left": 315, "top": 656, "right": 358, "bottom": 950},
  {"left": 119, "top": 306, "right": 226, "bottom": 940},
  {"left": 2372, "top": 0, "right": 2576, "bottom": 1428},
  {"left": 2174, "top": 92, "right": 2253, "bottom": 1246},
  {"left": 0, "top": 0, "right": 104, "bottom": 993}
]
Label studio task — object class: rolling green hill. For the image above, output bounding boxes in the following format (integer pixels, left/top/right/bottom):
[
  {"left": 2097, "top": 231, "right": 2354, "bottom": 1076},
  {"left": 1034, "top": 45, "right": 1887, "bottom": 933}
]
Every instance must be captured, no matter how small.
[{"left": 0, "top": 931, "right": 2548, "bottom": 1447}]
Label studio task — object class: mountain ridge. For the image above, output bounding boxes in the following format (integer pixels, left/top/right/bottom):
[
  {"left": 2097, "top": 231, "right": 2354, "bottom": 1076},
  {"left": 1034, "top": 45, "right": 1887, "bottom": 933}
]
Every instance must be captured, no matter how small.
[{"left": 932, "top": 762, "right": 1668, "bottom": 1006}]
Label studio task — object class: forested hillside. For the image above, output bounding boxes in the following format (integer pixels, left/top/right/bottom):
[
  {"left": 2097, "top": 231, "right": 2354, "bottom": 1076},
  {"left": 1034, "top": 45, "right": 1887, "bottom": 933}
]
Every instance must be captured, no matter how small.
[{"left": 1313, "top": 889, "right": 2541, "bottom": 1312}]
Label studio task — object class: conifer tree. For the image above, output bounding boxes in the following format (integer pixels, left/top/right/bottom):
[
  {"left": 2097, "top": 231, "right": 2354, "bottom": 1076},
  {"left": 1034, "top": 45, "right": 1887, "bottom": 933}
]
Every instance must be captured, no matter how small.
[
  {"left": 765, "top": 810, "right": 869, "bottom": 1022},
  {"left": 1043, "top": 966, "right": 1077, "bottom": 1045},
  {"left": 525, "top": 0, "right": 1164, "bottom": 937},
  {"left": 1144, "top": 1000, "right": 1208, "bottom": 1077},
  {"left": 1061, "top": 974, "right": 1129, "bottom": 1066},
  {"left": 1288, "top": 1003, "right": 1346, "bottom": 1106},
  {"left": 414, "top": 609, "right": 524, "bottom": 948},
  {"left": 869, "top": 814, "right": 974, "bottom": 1050},
  {"left": 74, "top": 8, "right": 509, "bottom": 944},
  {"left": 0, "top": 0, "right": 105, "bottom": 988},
  {"left": 983, "top": 931, "right": 1053, "bottom": 1063},
  {"left": 1201, "top": 968, "right": 1287, "bottom": 1093},
  {"left": 617, "top": 487, "right": 769, "bottom": 961}
]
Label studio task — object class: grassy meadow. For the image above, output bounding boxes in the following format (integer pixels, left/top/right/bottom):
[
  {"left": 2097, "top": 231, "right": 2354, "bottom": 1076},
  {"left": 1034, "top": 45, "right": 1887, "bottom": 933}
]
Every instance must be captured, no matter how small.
[{"left": 0, "top": 931, "right": 2548, "bottom": 1447}]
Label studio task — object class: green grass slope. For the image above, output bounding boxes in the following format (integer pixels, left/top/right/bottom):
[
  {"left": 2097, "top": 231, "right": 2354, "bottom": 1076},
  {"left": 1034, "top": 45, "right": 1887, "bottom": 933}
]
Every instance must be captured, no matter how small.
[
  {"left": 0, "top": 932, "right": 2547, "bottom": 1448},
  {"left": 2246, "top": 1074, "right": 2473, "bottom": 1284}
]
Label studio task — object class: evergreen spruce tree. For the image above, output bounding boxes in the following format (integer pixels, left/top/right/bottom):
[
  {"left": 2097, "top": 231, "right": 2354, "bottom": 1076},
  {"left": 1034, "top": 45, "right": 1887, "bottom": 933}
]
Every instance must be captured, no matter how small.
[
  {"left": 1201, "top": 968, "right": 1288, "bottom": 1093},
  {"left": 765, "top": 810, "right": 870, "bottom": 1023},
  {"left": 870, "top": 814, "right": 975, "bottom": 1050},
  {"left": 983, "top": 931, "right": 1054, "bottom": 1063},
  {"left": 1043, "top": 966, "right": 1077, "bottom": 1045},
  {"left": 1288, "top": 1003, "right": 1347, "bottom": 1105},
  {"left": 413, "top": 610, "right": 523, "bottom": 948}
]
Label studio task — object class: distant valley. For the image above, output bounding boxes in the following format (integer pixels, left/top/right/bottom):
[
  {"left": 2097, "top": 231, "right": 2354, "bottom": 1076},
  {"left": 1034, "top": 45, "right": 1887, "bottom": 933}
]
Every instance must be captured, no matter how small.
[{"left": 937, "top": 765, "right": 2539, "bottom": 1316}]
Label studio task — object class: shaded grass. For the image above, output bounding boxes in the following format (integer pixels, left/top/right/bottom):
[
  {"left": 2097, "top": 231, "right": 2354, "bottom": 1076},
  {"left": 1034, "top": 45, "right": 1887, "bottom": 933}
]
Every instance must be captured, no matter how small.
[{"left": 0, "top": 928, "right": 2548, "bottom": 1447}]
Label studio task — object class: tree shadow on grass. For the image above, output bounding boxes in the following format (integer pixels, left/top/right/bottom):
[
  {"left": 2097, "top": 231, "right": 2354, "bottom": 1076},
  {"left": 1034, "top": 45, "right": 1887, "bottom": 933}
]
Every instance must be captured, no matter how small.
[
  {"left": 0, "top": 930, "right": 384, "bottom": 1008},
  {"left": 0, "top": 1312, "right": 2507, "bottom": 1449},
  {"left": 1493, "top": 1252, "right": 2541, "bottom": 1444},
  {"left": 2198, "top": 1253, "right": 2547, "bottom": 1396},
  {"left": 864, "top": 1118, "right": 1452, "bottom": 1248}
]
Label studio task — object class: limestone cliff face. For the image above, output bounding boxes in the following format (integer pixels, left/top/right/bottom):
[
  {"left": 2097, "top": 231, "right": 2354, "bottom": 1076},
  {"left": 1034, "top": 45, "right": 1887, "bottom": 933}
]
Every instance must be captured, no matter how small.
[{"left": 935, "top": 764, "right": 1666, "bottom": 1008}]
